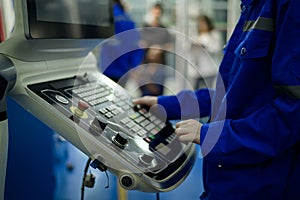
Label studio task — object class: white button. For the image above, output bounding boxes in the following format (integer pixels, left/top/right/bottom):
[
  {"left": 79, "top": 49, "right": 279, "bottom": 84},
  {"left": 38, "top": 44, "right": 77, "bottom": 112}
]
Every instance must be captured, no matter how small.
[
  {"left": 55, "top": 94, "right": 69, "bottom": 104},
  {"left": 240, "top": 47, "right": 246, "bottom": 55}
]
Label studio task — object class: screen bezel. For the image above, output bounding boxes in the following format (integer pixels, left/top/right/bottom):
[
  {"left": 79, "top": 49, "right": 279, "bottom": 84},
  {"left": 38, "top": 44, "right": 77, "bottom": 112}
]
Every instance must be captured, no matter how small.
[{"left": 26, "top": 0, "right": 114, "bottom": 39}]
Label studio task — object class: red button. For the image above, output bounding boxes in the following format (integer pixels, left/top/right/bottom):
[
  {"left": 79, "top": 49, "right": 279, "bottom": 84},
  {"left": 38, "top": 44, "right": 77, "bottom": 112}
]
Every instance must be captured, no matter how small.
[
  {"left": 78, "top": 100, "right": 89, "bottom": 111},
  {"left": 143, "top": 137, "right": 151, "bottom": 143}
]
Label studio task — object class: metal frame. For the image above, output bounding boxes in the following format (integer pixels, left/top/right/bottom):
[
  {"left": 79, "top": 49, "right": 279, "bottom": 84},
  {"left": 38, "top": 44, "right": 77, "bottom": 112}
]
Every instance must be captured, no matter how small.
[{"left": 0, "top": 54, "right": 16, "bottom": 200}]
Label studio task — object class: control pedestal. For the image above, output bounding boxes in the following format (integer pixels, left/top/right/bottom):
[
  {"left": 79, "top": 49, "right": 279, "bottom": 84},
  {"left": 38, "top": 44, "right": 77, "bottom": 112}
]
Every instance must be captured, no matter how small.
[{"left": 21, "top": 71, "right": 196, "bottom": 192}]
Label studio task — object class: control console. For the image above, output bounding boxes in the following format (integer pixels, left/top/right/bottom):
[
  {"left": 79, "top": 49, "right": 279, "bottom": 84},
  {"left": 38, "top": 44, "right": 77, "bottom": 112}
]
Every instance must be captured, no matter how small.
[{"left": 27, "top": 72, "right": 196, "bottom": 192}]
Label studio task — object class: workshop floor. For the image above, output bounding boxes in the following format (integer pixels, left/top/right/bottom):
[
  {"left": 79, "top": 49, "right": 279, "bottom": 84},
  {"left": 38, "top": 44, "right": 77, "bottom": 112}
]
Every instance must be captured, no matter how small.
[{"left": 54, "top": 139, "right": 204, "bottom": 200}]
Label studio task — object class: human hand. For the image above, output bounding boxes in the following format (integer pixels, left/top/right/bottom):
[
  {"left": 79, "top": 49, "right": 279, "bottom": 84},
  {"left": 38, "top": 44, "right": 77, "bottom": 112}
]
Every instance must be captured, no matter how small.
[
  {"left": 132, "top": 96, "right": 158, "bottom": 107},
  {"left": 133, "top": 96, "right": 167, "bottom": 121},
  {"left": 175, "top": 119, "right": 202, "bottom": 144}
]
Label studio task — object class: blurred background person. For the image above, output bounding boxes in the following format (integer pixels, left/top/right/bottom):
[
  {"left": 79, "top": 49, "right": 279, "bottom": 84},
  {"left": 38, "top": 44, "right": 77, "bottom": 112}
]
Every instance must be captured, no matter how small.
[
  {"left": 98, "top": 0, "right": 144, "bottom": 87},
  {"left": 134, "top": 2, "right": 172, "bottom": 96},
  {"left": 189, "top": 15, "right": 223, "bottom": 89},
  {"left": 134, "top": 46, "right": 166, "bottom": 96}
]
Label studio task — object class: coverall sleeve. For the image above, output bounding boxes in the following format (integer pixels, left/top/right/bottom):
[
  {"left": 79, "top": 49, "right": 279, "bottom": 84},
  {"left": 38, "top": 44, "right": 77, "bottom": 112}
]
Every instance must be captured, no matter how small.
[
  {"left": 158, "top": 88, "right": 213, "bottom": 120},
  {"left": 200, "top": 98, "right": 300, "bottom": 166},
  {"left": 200, "top": 0, "right": 300, "bottom": 166}
]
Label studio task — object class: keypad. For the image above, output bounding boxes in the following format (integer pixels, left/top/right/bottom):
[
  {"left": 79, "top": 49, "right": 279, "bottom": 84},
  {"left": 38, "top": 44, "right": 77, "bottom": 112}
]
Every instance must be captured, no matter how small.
[{"left": 69, "top": 81, "right": 173, "bottom": 145}]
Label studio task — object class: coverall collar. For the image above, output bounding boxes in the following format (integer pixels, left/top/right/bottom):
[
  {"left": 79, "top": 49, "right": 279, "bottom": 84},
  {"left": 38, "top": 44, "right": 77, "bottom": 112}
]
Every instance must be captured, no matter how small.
[{"left": 241, "top": 0, "right": 254, "bottom": 6}]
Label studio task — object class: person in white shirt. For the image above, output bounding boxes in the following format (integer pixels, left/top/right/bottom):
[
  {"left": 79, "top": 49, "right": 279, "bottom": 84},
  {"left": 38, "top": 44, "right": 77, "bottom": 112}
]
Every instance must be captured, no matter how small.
[{"left": 189, "top": 15, "right": 223, "bottom": 89}]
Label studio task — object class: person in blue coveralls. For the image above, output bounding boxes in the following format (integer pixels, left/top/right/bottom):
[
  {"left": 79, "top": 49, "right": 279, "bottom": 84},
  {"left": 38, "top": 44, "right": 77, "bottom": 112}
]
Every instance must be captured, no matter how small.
[
  {"left": 134, "top": 0, "right": 300, "bottom": 199},
  {"left": 99, "top": 0, "right": 144, "bottom": 87}
]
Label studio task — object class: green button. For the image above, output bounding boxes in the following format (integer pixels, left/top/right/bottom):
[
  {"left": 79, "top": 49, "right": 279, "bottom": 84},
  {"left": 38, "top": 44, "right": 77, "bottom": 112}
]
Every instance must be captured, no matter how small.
[{"left": 149, "top": 135, "right": 155, "bottom": 140}]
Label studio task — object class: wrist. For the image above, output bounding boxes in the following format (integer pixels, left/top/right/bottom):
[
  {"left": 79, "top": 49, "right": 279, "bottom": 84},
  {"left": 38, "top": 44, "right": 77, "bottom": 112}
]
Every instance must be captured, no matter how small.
[
  {"left": 199, "top": 123, "right": 209, "bottom": 145},
  {"left": 193, "top": 123, "right": 201, "bottom": 144}
]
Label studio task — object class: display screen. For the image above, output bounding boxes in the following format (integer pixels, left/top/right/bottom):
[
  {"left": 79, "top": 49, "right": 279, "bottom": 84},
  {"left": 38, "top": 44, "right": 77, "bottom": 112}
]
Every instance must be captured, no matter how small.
[{"left": 26, "top": 0, "right": 114, "bottom": 39}]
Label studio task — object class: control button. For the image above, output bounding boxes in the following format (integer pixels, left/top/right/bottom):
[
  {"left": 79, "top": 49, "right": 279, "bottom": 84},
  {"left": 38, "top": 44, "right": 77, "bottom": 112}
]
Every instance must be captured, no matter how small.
[
  {"left": 139, "top": 108, "right": 148, "bottom": 114},
  {"left": 55, "top": 94, "right": 69, "bottom": 104},
  {"left": 149, "top": 115, "right": 157, "bottom": 121},
  {"left": 123, "top": 105, "right": 130, "bottom": 110},
  {"left": 143, "top": 137, "right": 152, "bottom": 143},
  {"left": 148, "top": 135, "right": 155, "bottom": 140},
  {"left": 112, "top": 133, "right": 128, "bottom": 149},
  {"left": 154, "top": 119, "right": 161, "bottom": 125},
  {"left": 133, "top": 105, "right": 141, "bottom": 112},
  {"left": 131, "top": 125, "right": 141, "bottom": 132},
  {"left": 72, "top": 100, "right": 89, "bottom": 118},
  {"left": 99, "top": 108, "right": 108, "bottom": 115},
  {"left": 151, "top": 128, "right": 159, "bottom": 135},
  {"left": 166, "top": 134, "right": 176, "bottom": 143},
  {"left": 116, "top": 101, "right": 126, "bottom": 107},
  {"left": 140, "top": 120, "right": 150, "bottom": 127},
  {"left": 145, "top": 123, "right": 155, "bottom": 131},
  {"left": 135, "top": 116, "right": 145, "bottom": 123},
  {"left": 137, "top": 129, "right": 147, "bottom": 137},
  {"left": 125, "top": 122, "right": 135, "bottom": 129},
  {"left": 105, "top": 113, "right": 114, "bottom": 119},
  {"left": 78, "top": 100, "right": 89, "bottom": 111},
  {"left": 129, "top": 113, "right": 140, "bottom": 120},
  {"left": 120, "top": 117, "right": 131, "bottom": 125},
  {"left": 157, "top": 122, "right": 165, "bottom": 129},
  {"left": 112, "top": 109, "right": 121, "bottom": 116},
  {"left": 139, "top": 154, "right": 154, "bottom": 166}
]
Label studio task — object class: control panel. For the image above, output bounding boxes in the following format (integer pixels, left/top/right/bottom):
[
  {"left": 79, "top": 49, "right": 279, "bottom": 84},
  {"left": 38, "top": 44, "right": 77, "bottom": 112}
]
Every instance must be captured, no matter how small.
[{"left": 27, "top": 72, "right": 196, "bottom": 192}]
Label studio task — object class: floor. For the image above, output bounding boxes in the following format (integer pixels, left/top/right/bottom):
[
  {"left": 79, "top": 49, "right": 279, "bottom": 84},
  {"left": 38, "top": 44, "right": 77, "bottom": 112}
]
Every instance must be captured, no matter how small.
[{"left": 54, "top": 139, "right": 204, "bottom": 200}]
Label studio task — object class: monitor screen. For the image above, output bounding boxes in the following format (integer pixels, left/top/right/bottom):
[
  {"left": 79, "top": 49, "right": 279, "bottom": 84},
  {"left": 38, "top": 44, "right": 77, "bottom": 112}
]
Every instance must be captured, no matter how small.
[{"left": 26, "top": 0, "right": 114, "bottom": 39}]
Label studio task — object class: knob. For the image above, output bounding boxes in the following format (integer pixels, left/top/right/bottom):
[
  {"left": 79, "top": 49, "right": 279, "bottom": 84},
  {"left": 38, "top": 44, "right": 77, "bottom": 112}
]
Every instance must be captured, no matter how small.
[
  {"left": 74, "top": 100, "right": 89, "bottom": 117},
  {"left": 139, "top": 154, "right": 154, "bottom": 166},
  {"left": 112, "top": 132, "right": 128, "bottom": 149}
]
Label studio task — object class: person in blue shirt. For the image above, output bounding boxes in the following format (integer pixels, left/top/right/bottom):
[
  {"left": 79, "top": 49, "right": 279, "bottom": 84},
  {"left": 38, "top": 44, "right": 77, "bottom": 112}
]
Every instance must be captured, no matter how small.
[
  {"left": 134, "top": 0, "right": 300, "bottom": 199},
  {"left": 99, "top": 0, "right": 144, "bottom": 87}
]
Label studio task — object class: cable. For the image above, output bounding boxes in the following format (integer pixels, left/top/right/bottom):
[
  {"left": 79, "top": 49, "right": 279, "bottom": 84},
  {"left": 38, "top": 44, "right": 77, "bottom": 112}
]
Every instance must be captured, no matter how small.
[
  {"left": 156, "top": 193, "right": 160, "bottom": 200},
  {"left": 81, "top": 157, "right": 92, "bottom": 200},
  {"left": 104, "top": 170, "right": 110, "bottom": 189}
]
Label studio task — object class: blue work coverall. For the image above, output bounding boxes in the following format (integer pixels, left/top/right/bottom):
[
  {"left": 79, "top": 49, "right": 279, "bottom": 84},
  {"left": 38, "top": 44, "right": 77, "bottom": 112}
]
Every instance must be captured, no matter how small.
[
  {"left": 158, "top": 0, "right": 300, "bottom": 199},
  {"left": 99, "top": 3, "right": 143, "bottom": 85}
]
